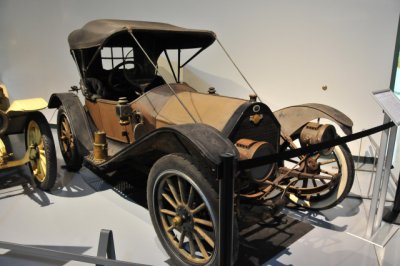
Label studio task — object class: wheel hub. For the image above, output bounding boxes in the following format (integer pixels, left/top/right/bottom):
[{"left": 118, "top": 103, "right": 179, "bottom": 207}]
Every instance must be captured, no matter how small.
[
  {"left": 29, "top": 145, "right": 39, "bottom": 160},
  {"left": 172, "top": 216, "right": 183, "bottom": 227},
  {"left": 306, "top": 156, "right": 320, "bottom": 173},
  {"left": 174, "top": 206, "right": 193, "bottom": 230}
]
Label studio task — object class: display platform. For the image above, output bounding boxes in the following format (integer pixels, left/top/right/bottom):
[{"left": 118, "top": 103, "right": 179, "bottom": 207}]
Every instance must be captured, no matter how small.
[{"left": 0, "top": 130, "right": 400, "bottom": 266}]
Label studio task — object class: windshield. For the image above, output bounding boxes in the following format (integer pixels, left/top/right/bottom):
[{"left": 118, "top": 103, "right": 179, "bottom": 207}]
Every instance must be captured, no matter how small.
[{"left": 155, "top": 42, "right": 259, "bottom": 100}]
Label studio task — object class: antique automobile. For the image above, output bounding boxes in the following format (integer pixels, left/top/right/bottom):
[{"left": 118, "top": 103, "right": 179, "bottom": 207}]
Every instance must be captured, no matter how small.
[
  {"left": 49, "top": 19, "right": 355, "bottom": 265},
  {"left": 0, "top": 81, "right": 56, "bottom": 190}
]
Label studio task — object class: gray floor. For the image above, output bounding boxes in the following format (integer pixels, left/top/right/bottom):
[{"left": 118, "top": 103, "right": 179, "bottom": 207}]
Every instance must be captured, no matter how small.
[{"left": 0, "top": 130, "right": 399, "bottom": 266}]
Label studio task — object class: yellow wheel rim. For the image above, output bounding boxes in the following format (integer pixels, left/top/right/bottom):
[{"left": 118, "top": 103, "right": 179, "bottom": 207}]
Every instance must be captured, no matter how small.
[
  {"left": 27, "top": 120, "right": 46, "bottom": 182},
  {"left": 0, "top": 138, "right": 6, "bottom": 157}
]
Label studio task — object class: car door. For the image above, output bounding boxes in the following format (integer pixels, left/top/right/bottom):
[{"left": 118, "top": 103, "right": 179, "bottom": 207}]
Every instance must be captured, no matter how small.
[{"left": 85, "top": 99, "right": 135, "bottom": 143}]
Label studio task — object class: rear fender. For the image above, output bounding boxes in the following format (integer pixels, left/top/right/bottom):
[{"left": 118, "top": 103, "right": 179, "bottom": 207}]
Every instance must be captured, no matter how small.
[
  {"left": 6, "top": 98, "right": 47, "bottom": 115},
  {"left": 274, "top": 103, "right": 353, "bottom": 141},
  {"left": 0, "top": 81, "right": 48, "bottom": 135},
  {"left": 1, "top": 81, "right": 47, "bottom": 114},
  {"left": 48, "top": 93, "right": 93, "bottom": 155}
]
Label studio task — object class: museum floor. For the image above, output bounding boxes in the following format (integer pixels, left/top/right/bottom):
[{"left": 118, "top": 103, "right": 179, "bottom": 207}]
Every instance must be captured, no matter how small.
[{"left": 0, "top": 130, "right": 399, "bottom": 266}]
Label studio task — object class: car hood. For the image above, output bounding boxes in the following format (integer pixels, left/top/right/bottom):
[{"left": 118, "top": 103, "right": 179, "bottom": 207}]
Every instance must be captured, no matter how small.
[{"left": 135, "top": 84, "right": 246, "bottom": 132}]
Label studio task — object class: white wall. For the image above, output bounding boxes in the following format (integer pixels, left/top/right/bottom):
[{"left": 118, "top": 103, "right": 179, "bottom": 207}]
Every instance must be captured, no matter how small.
[{"left": 0, "top": 0, "right": 399, "bottom": 155}]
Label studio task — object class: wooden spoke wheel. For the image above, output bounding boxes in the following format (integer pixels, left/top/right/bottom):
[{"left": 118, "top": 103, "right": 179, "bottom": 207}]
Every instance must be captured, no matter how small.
[
  {"left": 148, "top": 154, "right": 236, "bottom": 266},
  {"left": 57, "top": 106, "right": 82, "bottom": 171},
  {"left": 282, "top": 140, "right": 354, "bottom": 210}
]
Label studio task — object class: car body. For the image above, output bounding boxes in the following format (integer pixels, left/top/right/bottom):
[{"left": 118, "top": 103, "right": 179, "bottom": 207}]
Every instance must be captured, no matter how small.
[
  {"left": 0, "top": 81, "right": 56, "bottom": 190},
  {"left": 49, "top": 19, "right": 355, "bottom": 265}
]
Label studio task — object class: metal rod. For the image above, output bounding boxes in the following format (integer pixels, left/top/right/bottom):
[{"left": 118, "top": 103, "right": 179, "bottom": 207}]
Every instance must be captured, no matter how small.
[
  {"left": 368, "top": 139, "right": 378, "bottom": 198},
  {"left": 164, "top": 50, "right": 178, "bottom": 83},
  {"left": 368, "top": 134, "right": 379, "bottom": 151},
  {"left": 178, "top": 49, "right": 181, "bottom": 82},
  {"left": 366, "top": 114, "right": 391, "bottom": 237},
  {"left": 111, "top": 47, "right": 114, "bottom": 68},
  {"left": 86, "top": 45, "right": 103, "bottom": 72},
  {"left": 216, "top": 38, "right": 262, "bottom": 102},
  {"left": 374, "top": 124, "right": 398, "bottom": 230},
  {"left": 363, "top": 132, "right": 397, "bottom": 201},
  {"left": 181, "top": 47, "right": 206, "bottom": 68},
  {"left": 128, "top": 30, "right": 197, "bottom": 123},
  {"left": 356, "top": 135, "right": 363, "bottom": 171},
  {"left": 0, "top": 241, "right": 148, "bottom": 266},
  {"left": 71, "top": 50, "right": 85, "bottom": 81},
  {"left": 218, "top": 153, "right": 235, "bottom": 266}
]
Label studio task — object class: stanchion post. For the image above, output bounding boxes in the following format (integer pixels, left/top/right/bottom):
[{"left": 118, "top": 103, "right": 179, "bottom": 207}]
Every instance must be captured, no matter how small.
[
  {"left": 97, "top": 229, "right": 116, "bottom": 266},
  {"left": 383, "top": 171, "right": 400, "bottom": 224},
  {"left": 218, "top": 153, "right": 235, "bottom": 266},
  {"left": 374, "top": 124, "right": 397, "bottom": 230},
  {"left": 366, "top": 114, "right": 391, "bottom": 237}
]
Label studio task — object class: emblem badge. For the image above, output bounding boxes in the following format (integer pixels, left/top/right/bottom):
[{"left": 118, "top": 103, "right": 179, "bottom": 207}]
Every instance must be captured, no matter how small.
[{"left": 250, "top": 114, "right": 263, "bottom": 125}]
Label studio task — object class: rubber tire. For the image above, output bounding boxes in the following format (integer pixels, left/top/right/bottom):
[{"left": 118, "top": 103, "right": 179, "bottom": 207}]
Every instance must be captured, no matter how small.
[
  {"left": 25, "top": 112, "right": 57, "bottom": 191},
  {"left": 57, "top": 106, "right": 82, "bottom": 171},
  {"left": 147, "top": 154, "right": 238, "bottom": 266},
  {"left": 287, "top": 144, "right": 355, "bottom": 210}
]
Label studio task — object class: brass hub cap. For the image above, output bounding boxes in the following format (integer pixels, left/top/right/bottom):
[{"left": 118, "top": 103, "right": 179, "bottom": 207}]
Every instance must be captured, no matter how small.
[{"left": 172, "top": 216, "right": 183, "bottom": 227}]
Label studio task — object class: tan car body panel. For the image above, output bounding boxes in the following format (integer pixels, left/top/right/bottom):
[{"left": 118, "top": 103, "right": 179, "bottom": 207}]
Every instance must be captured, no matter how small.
[
  {"left": 155, "top": 90, "right": 245, "bottom": 130},
  {"left": 86, "top": 99, "right": 135, "bottom": 143},
  {"left": 86, "top": 83, "right": 246, "bottom": 143}
]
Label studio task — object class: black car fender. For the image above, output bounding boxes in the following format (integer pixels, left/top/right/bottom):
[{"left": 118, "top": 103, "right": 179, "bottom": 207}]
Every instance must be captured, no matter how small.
[
  {"left": 48, "top": 93, "right": 93, "bottom": 156},
  {"left": 273, "top": 103, "right": 353, "bottom": 141},
  {"left": 96, "top": 123, "right": 239, "bottom": 177}
]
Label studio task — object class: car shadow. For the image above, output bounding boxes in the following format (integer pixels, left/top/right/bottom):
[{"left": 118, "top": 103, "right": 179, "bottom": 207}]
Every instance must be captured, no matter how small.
[
  {"left": 93, "top": 167, "right": 149, "bottom": 208},
  {"left": 234, "top": 214, "right": 313, "bottom": 266},
  {"left": 0, "top": 167, "right": 52, "bottom": 206},
  {"left": 51, "top": 166, "right": 98, "bottom": 198}
]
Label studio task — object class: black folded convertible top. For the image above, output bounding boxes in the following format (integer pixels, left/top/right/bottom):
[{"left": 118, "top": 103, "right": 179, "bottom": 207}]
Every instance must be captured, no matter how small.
[{"left": 68, "top": 19, "right": 216, "bottom": 50}]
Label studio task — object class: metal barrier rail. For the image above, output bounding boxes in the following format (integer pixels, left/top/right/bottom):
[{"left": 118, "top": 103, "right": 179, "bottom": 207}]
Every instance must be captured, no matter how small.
[{"left": 0, "top": 229, "right": 150, "bottom": 266}]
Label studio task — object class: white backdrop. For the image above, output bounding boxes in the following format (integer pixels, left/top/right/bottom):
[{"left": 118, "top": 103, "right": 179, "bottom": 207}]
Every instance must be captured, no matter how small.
[{"left": 0, "top": 0, "right": 399, "bottom": 155}]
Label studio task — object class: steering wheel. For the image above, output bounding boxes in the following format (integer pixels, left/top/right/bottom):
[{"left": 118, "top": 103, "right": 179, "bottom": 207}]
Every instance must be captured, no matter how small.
[{"left": 108, "top": 61, "right": 143, "bottom": 94}]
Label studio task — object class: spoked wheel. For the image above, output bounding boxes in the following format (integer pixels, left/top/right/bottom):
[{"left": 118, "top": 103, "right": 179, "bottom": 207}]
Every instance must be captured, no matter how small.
[
  {"left": 0, "top": 137, "right": 7, "bottom": 156},
  {"left": 148, "top": 154, "right": 236, "bottom": 266},
  {"left": 57, "top": 106, "right": 82, "bottom": 171},
  {"left": 282, "top": 141, "right": 354, "bottom": 210},
  {"left": 0, "top": 136, "right": 11, "bottom": 164},
  {"left": 25, "top": 112, "right": 57, "bottom": 190}
]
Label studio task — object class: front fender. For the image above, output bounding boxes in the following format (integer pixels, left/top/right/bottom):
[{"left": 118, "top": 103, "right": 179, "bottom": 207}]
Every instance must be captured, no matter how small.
[
  {"left": 95, "top": 123, "right": 239, "bottom": 176},
  {"left": 48, "top": 93, "right": 93, "bottom": 156},
  {"left": 273, "top": 103, "right": 353, "bottom": 139}
]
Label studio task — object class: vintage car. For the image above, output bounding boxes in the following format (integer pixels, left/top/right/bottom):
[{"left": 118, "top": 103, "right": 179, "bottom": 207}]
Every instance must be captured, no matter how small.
[
  {"left": 0, "top": 81, "right": 56, "bottom": 190},
  {"left": 49, "top": 19, "right": 355, "bottom": 265}
]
